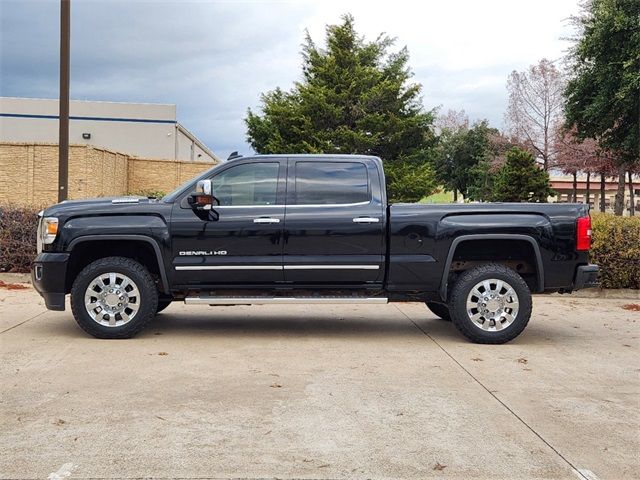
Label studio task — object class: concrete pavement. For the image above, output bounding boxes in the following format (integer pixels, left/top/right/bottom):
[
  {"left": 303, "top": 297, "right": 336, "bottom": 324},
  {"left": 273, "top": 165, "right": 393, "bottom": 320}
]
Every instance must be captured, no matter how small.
[{"left": 1, "top": 284, "right": 638, "bottom": 479}]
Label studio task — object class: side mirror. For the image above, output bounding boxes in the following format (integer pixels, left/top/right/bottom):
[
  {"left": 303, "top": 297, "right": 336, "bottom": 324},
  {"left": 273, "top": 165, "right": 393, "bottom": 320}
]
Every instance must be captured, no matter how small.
[{"left": 188, "top": 180, "right": 215, "bottom": 210}]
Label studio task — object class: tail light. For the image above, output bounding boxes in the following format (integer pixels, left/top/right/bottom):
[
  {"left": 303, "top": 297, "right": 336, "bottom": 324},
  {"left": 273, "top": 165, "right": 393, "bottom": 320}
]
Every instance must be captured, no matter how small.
[{"left": 576, "top": 216, "right": 592, "bottom": 251}]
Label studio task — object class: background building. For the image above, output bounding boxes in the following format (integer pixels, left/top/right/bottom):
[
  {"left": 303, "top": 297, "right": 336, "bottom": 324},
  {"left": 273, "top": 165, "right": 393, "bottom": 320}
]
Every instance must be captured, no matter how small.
[
  {"left": 0, "top": 97, "right": 219, "bottom": 163},
  {"left": 549, "top": 171, "right": 639, "bottom": 213}
]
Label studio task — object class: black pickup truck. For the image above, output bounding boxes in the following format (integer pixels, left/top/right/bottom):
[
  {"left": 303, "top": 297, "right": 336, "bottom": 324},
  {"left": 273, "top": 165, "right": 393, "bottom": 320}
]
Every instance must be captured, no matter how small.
[{"left": 32, "top": 154, "right": 598, "bottom": 343}]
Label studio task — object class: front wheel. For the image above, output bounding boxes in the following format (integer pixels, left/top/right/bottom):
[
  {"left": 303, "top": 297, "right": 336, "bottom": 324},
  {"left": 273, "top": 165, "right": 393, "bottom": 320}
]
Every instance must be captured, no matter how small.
[
  {"left": 448, "top": 264, "right": 532, "bottom": 344},
  {"left": 71, "top": 257, "right": 158, "bottom": 339}
]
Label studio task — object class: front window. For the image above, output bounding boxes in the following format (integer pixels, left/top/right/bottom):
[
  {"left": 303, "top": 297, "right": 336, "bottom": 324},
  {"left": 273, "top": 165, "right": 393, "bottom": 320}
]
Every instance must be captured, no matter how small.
[
  {"left": 211, "top": 162, "right": 280, "bottom": 206},
  {"left": 162, "top": 163, "right": 220, "bottom": 202}
]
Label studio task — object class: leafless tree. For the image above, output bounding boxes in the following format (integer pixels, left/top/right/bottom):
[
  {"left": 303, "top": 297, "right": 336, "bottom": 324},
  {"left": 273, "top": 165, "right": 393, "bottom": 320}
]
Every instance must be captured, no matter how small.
[
  {"left": 506, "top": 59, "right": 564, "bottom": 171},
  {"left": 488, "top": 130, "right": 531, "bottom": 169},
  {"left": 435, "top": 108, "right": 468, "bottom": 135}
]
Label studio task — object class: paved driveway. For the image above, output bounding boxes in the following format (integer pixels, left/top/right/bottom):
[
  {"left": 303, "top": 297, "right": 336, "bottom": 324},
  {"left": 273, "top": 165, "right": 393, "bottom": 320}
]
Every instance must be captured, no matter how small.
[{"left": 1, "top": 285, "right": 638, "bottom": 479}]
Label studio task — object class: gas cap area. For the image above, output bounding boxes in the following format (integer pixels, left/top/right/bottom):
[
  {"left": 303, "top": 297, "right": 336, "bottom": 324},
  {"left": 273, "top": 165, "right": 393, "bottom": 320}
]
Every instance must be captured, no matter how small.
[{"left": 404, "top": 232, "right": 424, "bottom": 250}]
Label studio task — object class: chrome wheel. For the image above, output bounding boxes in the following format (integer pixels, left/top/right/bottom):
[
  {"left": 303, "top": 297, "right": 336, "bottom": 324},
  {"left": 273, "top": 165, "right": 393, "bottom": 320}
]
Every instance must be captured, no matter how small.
[
  {"left": 84, "top": 272, "right": 141, "bottom": 327},
  {"left": 466, "top": 279, "right": 519, "bottom": 332}
]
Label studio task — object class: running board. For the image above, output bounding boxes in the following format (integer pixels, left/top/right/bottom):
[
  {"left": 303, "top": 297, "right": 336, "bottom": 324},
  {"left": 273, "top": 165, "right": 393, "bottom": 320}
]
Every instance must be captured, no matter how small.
[{"left": 184, "top": 296, "right": 389, "bottom": 305}]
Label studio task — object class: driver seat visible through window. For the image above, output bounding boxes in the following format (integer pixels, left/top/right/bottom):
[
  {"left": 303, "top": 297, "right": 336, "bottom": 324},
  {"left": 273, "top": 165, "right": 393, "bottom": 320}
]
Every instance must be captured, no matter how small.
[{"left": 212, "top": 162, "right": 279, "bottom": 206}]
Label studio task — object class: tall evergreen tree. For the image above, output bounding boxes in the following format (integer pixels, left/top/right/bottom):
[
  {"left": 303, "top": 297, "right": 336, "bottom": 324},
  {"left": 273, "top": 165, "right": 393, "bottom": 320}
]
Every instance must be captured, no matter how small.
[
  {"left": 491, "top": 148, "right": 554, "bottom": 202},
  {"left": 246, "top": 15, "right": 437, "bottom": 202}
]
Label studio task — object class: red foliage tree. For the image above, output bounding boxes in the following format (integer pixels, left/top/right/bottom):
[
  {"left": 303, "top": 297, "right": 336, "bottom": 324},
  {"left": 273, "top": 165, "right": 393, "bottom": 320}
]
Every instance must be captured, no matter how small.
[{"left": 554, "top": 127, "right": 617, "bottom": 210}]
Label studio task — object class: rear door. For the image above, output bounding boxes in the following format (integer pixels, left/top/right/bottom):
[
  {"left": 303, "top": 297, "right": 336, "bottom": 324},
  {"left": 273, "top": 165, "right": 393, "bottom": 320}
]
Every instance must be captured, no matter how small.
[
  {"left": 170, "top": 159, "right": 286, "bottom": 286},
  {"left": 282, "top": 158, "right": 385, "bottom": 285}
]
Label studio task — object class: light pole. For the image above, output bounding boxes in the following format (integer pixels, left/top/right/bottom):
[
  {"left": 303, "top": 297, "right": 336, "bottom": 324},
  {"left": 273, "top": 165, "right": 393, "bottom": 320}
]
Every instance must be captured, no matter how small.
[{"left": 58, "top": 0, "right": 70, "bottom": 202}]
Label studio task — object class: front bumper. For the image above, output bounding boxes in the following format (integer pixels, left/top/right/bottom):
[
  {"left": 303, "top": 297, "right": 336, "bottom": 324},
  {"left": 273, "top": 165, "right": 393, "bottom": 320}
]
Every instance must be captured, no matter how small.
[
  {"left": 573, "top": 264, "right": 599, "bottom": 290},
  {"left": 31, "top": 252, "right": 70, "bottom": 311}
]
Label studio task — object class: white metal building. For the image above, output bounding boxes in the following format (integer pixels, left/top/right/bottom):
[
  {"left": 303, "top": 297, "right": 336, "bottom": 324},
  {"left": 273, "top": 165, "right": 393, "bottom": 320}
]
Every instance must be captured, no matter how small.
[{"left": 0, "top": 97, "right": 220, "bottom": 162}]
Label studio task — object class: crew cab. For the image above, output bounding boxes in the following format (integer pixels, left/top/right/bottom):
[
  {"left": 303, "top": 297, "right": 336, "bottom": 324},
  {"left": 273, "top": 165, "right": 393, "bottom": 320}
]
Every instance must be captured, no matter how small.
[{"left": 32, "top": 154, "right": 599, "bottom": 343}]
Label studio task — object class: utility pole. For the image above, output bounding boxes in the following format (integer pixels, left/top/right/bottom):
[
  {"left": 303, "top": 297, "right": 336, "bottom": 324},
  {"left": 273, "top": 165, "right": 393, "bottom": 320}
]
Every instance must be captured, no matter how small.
[{"left": 58, "top": 0, "right": 70, "bottom": 202}]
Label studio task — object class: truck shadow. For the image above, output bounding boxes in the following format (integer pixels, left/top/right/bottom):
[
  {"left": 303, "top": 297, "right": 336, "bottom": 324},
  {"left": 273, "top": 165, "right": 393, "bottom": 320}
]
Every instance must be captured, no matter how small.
[
  {"left": 143, "top": 312, "right": 425, "bottom": 339},
  {"left": 45, "top": 309, "right": 577, "bottom": 345},
  {"left": 122, "top": 310, "right": 574, "bottom": 345}
]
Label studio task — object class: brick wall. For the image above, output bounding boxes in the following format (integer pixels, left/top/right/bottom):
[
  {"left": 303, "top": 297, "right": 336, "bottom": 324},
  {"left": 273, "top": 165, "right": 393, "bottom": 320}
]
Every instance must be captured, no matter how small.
[
  {"left": 127, "top": 157, "right": 216, "bottom": 194},
  {"left": 0, "top": 142, "right": 217, "bottom": 206}
]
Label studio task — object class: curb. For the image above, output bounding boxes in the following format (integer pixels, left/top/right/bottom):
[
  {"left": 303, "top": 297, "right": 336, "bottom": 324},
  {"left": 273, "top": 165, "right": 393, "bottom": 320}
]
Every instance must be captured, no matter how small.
[
  {"left": 551, "top": 288, "right": 640, "bottom": 300},
  {"left": 0, "top": 273, "right": 31, "bottom": 284}
]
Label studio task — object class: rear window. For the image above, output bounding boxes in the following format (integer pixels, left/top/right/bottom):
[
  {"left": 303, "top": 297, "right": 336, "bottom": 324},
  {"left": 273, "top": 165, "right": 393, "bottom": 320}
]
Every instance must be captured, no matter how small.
[{"left": 293, "top": 161, "right": 369, "bottom": 205}]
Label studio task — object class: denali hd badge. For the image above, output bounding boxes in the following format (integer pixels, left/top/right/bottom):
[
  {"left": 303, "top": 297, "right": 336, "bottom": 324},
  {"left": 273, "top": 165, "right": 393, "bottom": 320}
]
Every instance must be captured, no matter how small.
[{"left": 179, "top": 250, "right": 227, "bottom": 256}]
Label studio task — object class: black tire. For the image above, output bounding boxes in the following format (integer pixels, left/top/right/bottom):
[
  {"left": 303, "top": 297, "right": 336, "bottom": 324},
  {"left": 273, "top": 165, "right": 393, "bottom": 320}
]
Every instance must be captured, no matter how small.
[
  {"left": 448, "top": 264, "right": 532, "bottom": 344},
  {"left": 71, "top": 256, "right": 158, "bottom": 339},
  {"left": 426, "top": 302, "right": 451, "bottom": 321},
  {"left": 156, "top": 297, "right": 173, "bottom": 314}
]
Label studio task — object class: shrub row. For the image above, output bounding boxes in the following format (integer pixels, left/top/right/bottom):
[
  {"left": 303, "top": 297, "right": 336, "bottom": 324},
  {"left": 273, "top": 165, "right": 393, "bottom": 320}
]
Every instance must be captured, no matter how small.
[
  {"left": 590, "top": 213, "right": 640, "bottom": 289},
  {"left": 0, "top": 204, "right": 40, "bottom": 273},
  {"left": 1, "top": 204, "right": 638, "bottom": 289}
]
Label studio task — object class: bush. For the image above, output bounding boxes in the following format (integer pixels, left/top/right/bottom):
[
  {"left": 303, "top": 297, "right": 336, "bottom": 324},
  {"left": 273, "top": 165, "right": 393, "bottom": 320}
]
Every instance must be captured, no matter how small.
[
  {"left": 0, "top": 204, "right": 40, "bottom": 273},
  {"left": 591, "top": 214, "right": 640, "bottom": 289}
]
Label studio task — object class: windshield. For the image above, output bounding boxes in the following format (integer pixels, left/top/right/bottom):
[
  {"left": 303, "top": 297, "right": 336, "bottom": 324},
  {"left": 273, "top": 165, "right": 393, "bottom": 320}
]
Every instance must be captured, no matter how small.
[{"left": 161, "top": 162, "right": 224, "bottom": 202}]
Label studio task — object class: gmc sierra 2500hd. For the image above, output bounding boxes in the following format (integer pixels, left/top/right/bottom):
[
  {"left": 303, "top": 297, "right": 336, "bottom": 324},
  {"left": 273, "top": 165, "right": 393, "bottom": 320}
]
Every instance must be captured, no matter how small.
[{"left": 32, "top": 154, "right": 598, "bottom": 343}]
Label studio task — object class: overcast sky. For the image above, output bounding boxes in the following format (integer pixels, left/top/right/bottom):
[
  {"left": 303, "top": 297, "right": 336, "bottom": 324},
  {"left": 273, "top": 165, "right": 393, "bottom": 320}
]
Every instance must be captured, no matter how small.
[{"left": 1, "top": 0, "right": 578, "bottom": 159}]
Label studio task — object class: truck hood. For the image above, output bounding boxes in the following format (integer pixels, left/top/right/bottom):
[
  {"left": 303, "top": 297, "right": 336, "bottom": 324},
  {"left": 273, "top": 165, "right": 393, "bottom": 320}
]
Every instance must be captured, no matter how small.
[{"left": 42, "top": 196, "right": 164, "bottom": 217}]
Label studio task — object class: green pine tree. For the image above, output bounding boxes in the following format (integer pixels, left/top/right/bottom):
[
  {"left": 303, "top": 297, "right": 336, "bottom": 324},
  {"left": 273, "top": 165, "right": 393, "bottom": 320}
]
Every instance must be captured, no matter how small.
[
  {"left": 466, "top": 157, "right": 495, "bottom": 202},
  {"left": 491, "top": 148, "right": 554, "bottom": 202},
  {"left": 245, "top": 14, "right": 437, "bottom": 202}
]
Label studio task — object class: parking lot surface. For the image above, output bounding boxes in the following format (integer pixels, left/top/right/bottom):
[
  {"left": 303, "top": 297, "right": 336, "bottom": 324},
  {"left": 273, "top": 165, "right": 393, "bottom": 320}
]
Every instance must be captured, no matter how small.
[{"left": 1, "top": 284, "right": 638, "bottom": 479}]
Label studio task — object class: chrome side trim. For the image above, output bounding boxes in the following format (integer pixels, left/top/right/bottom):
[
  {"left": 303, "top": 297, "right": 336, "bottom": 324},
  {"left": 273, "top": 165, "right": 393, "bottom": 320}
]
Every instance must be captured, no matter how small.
[
  {"left": 210, "top": 201, "right": 371, "bottom": 209},
  {"left": 175, "top": 265, "right": 282, "bottom": 271},
  {"left": 175, "top": 265, "right": 380, "bottom": 271},
  {"left": 283, "top": 265, "right": 379, "bottom": 270},
  {"left": 185, "top": 296, "right": 389, "bottom": 305},
  {"left": 214, "top": 205, "right": 283, "bottom": 209}
]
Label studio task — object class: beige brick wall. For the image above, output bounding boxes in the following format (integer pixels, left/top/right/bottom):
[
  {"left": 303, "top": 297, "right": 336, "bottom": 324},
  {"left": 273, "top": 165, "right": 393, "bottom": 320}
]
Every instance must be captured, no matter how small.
[
  {"left": 0, "top": 142, "right": 217, "bottom": 207},
  {"left": 127, "top": 157, "right": 216, "bottom": 195}
]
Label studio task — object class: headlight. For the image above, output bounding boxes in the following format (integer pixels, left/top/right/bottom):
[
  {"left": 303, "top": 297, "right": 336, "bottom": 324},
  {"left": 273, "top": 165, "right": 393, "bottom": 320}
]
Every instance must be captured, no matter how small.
[{"left": 41, "top": 217, "right": 59, "bottom": 245}]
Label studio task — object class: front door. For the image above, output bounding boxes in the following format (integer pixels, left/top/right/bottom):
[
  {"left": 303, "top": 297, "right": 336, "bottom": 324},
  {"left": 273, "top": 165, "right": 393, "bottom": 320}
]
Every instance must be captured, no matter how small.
[
  {"left": 283, "top": 158, "right": 385, "bottom": 285},
  {"left": 170, "top": 160, "right": 286, "bottom": 286}
]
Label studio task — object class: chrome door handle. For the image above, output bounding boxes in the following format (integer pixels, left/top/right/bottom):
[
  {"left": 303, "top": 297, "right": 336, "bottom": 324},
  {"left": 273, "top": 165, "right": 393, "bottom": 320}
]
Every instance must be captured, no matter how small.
[
  {"left": 253, "top": 217, "right": 280, "bottom": 224},
  {"left": 353, "top": 217, "right": 380, "bottom": 224}
]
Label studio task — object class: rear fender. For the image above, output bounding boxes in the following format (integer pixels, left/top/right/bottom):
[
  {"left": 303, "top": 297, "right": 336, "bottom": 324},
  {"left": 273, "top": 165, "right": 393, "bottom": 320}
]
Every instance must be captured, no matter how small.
[{"left": 440, "top": 234, "right": 544, "bottom": 301}]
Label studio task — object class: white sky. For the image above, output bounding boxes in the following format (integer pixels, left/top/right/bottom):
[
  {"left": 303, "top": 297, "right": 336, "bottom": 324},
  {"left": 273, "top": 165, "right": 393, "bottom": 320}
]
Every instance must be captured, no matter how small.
[{"left": 1, "top": 0, "right": 579, "bottom": 158}]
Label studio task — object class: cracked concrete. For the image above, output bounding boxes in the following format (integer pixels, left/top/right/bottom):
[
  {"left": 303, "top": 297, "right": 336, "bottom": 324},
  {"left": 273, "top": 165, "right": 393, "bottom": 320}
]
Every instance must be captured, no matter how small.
[{"left": 1, "top": 285, "right": 638, "bottom": 479}]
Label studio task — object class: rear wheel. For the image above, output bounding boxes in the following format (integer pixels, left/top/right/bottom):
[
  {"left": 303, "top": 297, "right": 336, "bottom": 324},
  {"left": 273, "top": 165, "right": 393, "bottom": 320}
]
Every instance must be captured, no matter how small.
[
  {"left": 426, "top": 302, "right": 451, "bottom": 321},
  {"left": 448, "top": 264, "right": 532, "bottom": 344},
  {"left": 71, "top": 257, "right": 158, "bottom": 339}
]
